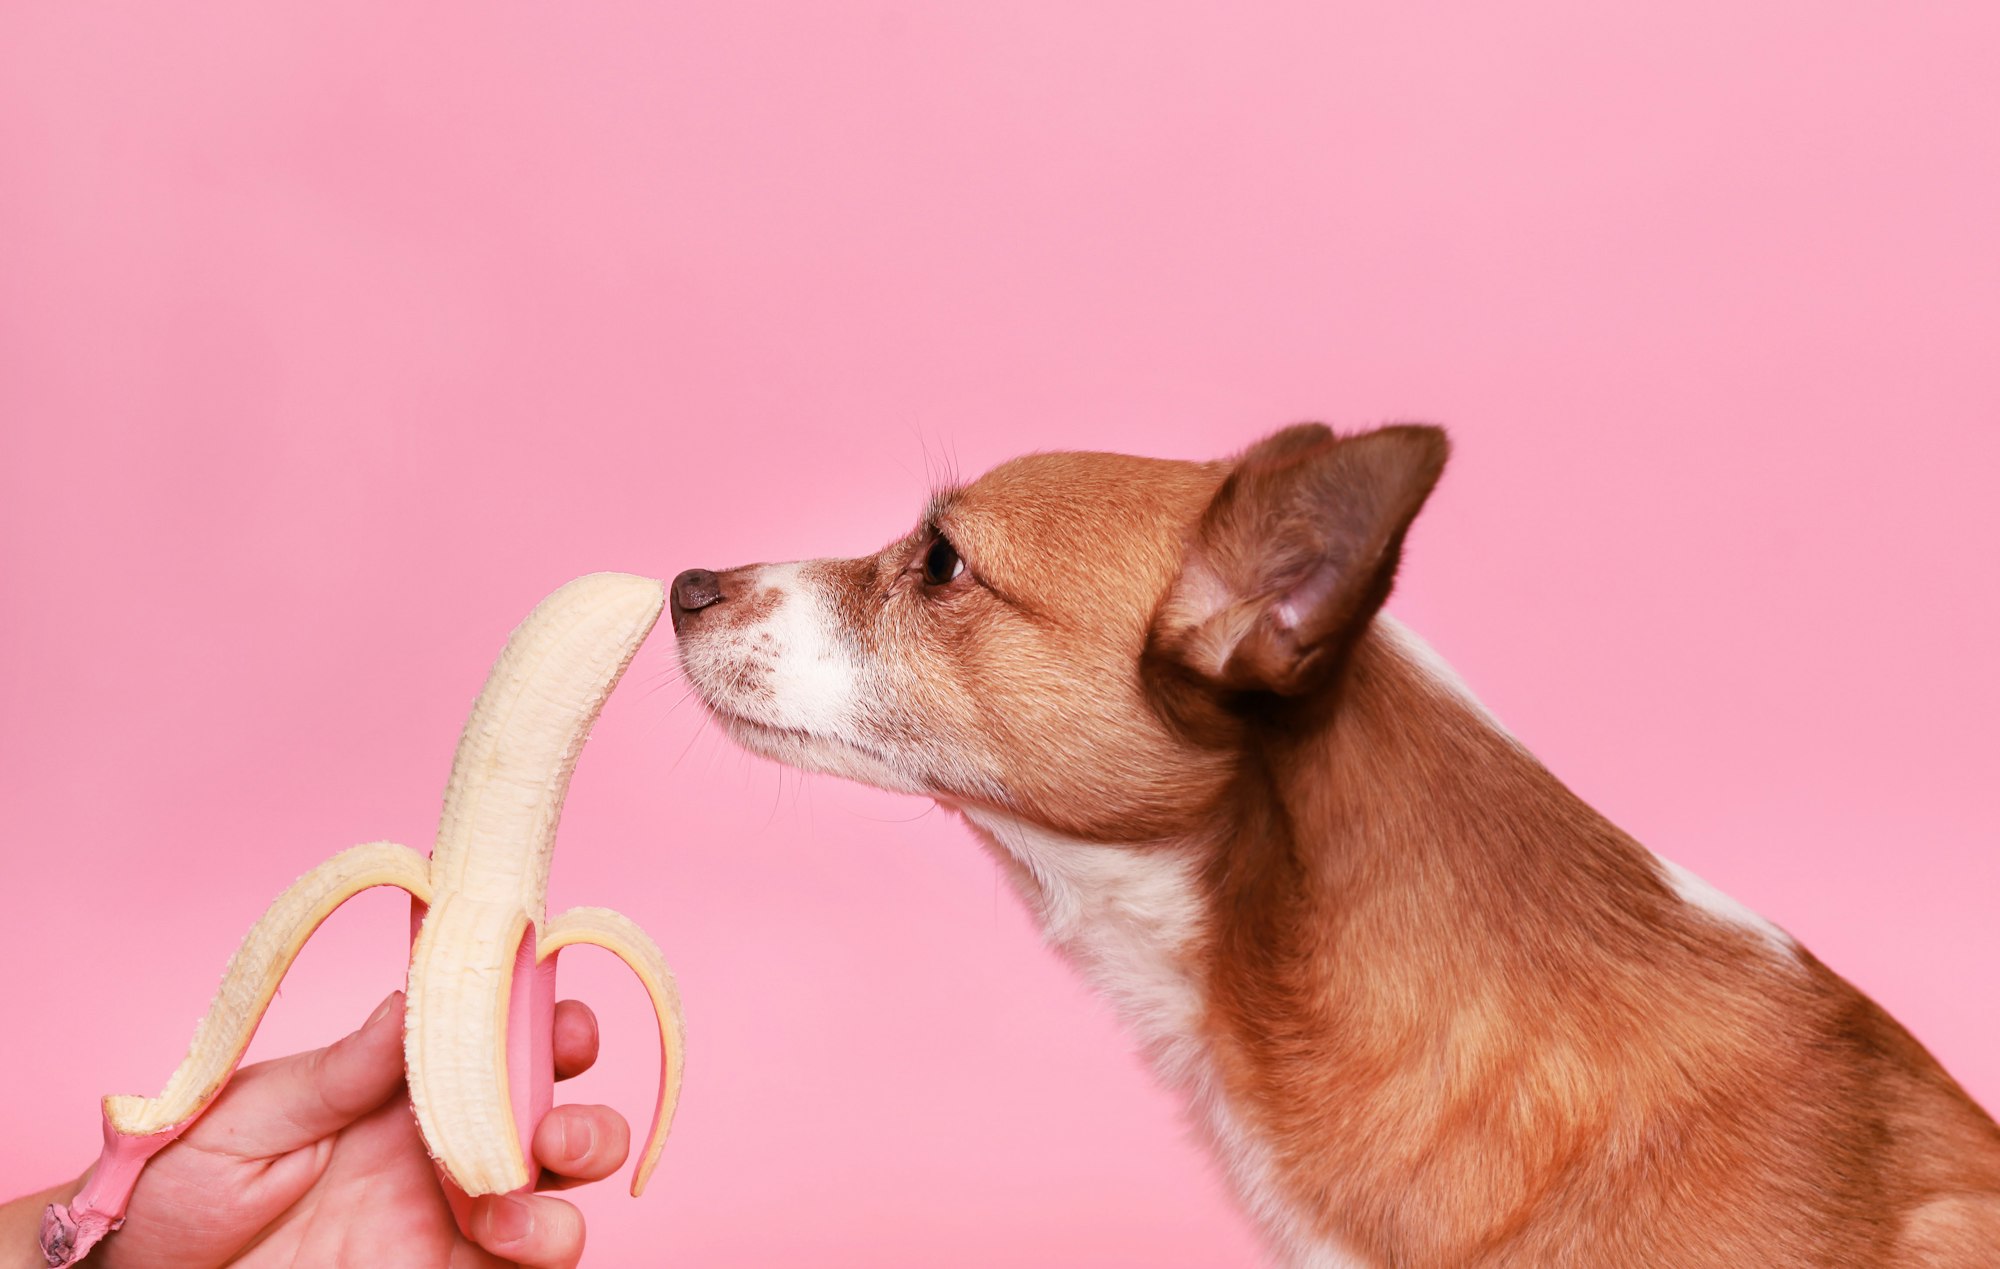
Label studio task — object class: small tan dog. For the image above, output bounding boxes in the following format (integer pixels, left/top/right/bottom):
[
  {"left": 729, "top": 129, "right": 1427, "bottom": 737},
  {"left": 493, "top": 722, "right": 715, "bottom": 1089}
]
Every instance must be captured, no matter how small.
[{"left": 672, "top": 424, "right": 2000, "bottom": 1267}]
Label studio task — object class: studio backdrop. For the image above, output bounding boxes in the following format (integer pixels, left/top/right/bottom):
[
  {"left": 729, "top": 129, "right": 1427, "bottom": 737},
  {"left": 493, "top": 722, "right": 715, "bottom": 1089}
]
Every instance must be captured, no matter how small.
[{"left": 3, "top": 4, "right": 1995, "bottom": 1265}]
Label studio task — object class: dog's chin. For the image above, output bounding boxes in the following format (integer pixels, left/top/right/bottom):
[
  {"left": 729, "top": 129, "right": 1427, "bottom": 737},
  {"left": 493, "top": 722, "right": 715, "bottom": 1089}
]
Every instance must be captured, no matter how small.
[{"left": 706, "top": 706, "right": 935, "bottom": 798}]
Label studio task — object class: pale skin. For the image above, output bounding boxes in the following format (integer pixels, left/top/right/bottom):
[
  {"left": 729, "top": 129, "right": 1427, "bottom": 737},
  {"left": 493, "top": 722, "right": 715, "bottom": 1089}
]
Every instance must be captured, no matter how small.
[{"left": 0, "top": 992, "right": 630, "bottom": 1269}]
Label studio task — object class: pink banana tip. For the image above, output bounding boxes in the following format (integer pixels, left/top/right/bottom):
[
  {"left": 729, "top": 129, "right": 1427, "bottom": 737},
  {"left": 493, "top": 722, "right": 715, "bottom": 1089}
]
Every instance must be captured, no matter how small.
[{"left": 38, "top": 1110, "right": 183, "bottom": 1267}]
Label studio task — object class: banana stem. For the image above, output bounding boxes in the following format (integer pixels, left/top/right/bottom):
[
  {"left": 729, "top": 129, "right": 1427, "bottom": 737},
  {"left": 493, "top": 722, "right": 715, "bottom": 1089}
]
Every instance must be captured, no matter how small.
[{"left": 38, "top": 1113, "right": 179, "bottom": 1267}]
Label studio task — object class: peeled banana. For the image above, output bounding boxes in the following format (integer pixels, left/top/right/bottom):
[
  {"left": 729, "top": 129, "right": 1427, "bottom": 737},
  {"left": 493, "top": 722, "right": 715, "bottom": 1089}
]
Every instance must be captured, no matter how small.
[{"left": 40, "top": 573, "right": 686, "bottom": 1266}]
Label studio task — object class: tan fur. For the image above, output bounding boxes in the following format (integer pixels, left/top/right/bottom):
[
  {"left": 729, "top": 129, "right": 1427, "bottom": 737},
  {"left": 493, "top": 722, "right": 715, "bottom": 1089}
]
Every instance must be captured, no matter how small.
[{"left": 677, "top": 427, "right": 2000, "bottom": 1266}]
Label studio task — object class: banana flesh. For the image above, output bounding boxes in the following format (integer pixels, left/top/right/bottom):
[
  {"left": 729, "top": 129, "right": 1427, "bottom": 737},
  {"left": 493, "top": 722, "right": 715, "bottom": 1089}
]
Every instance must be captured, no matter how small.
[
  {"left": 42, "top": 572, "right": 686, "bottom": 1266},
  {"left": 408, "top": 571, "right": 671, "bottom": 1195}
]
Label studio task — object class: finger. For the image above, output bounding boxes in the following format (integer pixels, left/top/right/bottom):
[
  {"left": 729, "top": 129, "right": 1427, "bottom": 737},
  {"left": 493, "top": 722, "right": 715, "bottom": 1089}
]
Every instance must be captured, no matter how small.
[
  {"left": 552, "top": 1000, "right": 598, "bottom": 1081},
  {"left": 182, "top": 991, "right": 405, "bottom": 1158},
  {"left": 532, "top": 1104, "right": 630, "bottom": 1191},
  {"left": 468, "top": 1193, "right": 586, "bottom": 1269}
]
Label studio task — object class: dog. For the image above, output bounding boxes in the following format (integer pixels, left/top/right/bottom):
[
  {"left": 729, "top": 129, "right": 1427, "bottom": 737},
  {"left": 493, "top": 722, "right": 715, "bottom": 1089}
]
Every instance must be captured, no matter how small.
[{"left": 671, "top": 423, "right": 2000, "bottom": 1266}]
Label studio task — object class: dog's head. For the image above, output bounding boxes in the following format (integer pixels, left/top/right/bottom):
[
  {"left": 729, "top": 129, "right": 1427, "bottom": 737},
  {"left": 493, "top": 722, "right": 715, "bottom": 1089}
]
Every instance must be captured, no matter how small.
[{"left": 673, "top": 424, "right": 1448, "bottom": 842}]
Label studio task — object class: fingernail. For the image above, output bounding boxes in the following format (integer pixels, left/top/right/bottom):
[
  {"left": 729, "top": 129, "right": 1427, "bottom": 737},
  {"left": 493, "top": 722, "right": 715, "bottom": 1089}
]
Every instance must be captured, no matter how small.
[
  {"left": 561, "top": 1114, "right": 595, "bottom": 1162},
  {"left": 481, "top": 1196, "right": 533, "bottom": 1244},
  {"left": 366, "top": 992, "right": 400, "bottom": 1028}
]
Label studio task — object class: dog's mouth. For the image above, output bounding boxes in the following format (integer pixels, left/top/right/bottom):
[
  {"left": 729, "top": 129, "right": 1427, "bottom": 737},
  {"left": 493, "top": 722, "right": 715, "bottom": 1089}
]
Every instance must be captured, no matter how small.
[
  {"left": 696, "top": 697, "right": 936, "bottom": 797},
  {"left": 706, "top": 706, "right": 875, "bottom": 761}
]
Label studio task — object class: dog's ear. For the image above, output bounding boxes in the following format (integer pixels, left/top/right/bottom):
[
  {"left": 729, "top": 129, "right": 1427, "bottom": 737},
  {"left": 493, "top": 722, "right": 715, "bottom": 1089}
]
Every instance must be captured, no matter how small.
[{"left": 1147, "top": 423, "right": 1448, "bottom": 698}]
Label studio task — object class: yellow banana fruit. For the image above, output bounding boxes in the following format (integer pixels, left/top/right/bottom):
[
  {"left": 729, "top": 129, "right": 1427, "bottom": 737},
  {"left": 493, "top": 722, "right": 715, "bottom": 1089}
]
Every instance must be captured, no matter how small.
[{"left": 41, "top": 573, "right": 686, "bottom": 1266}]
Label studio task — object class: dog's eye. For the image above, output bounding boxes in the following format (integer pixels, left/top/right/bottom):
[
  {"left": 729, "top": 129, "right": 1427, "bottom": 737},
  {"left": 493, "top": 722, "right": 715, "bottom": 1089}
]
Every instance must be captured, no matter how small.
[{"left": 922, "top": 534, "right": 965, "bottom": 586}]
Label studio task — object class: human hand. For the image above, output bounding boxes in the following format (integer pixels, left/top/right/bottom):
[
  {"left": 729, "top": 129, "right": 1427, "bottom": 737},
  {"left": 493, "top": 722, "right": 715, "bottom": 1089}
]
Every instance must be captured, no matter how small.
[{"left": 49, "top": 991, "right": 629, "bottom": 1269}]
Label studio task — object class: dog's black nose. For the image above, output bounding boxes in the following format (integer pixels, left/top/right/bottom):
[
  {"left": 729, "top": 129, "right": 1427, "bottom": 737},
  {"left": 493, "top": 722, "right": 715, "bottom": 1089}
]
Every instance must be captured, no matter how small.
[{"left": 669, "top": 568, "right": 724, "bottom": 631}]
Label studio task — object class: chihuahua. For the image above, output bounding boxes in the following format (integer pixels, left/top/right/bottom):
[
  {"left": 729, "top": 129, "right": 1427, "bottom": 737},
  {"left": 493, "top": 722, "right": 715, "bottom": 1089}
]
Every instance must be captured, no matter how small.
[{"left": 672, "top": 424, "right": 2000, "bottom": 1267}]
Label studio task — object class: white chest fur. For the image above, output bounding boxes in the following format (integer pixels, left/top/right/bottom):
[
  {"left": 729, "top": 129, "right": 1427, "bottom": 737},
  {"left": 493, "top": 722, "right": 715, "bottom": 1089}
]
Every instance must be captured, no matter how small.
[
  {"left": 958, "top": 807, "right": 1370, "bottom": 1269},
  {"left": 961, "top": 807, "right": 1210, "bottom": 1082}
]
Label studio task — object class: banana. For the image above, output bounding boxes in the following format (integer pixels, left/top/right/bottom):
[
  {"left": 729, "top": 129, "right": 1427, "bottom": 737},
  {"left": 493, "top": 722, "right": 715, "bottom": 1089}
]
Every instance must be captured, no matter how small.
[{"left": 41, "top": 573, "right": 687, "bottom": 1267}]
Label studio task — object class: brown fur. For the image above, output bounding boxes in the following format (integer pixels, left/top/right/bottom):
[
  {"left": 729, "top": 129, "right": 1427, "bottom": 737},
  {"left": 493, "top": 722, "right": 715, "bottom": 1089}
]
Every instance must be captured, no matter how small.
[
  {"left": 682, "top": 424, "right": 2000, "bottom": 1266},
  {"left": 1196, "top": 632, "right": 2000, "bottom": 1263}
]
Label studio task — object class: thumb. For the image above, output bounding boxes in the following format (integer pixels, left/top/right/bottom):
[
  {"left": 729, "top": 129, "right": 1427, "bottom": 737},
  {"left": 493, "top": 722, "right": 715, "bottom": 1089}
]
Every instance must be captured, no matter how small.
[{"left": 180, "top": 992, "right": 407, "bottom": 1160}]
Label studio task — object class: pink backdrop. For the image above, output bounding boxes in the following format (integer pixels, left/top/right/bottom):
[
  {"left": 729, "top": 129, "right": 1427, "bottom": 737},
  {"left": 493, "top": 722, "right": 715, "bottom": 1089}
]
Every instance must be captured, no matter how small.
[{"left": 3, "top": 4, "right": 1996, "bottom": 1265}]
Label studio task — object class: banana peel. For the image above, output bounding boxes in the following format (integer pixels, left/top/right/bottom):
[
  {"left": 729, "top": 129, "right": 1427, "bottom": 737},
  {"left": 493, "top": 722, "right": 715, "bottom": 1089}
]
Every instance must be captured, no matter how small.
[{"left": 41, "top": 573, "right": 686, "bottom": 1265}]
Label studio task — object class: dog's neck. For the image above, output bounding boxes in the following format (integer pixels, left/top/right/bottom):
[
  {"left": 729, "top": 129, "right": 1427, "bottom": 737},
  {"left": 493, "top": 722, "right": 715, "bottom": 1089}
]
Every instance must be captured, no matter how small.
[
  {"left": 1212, "top": 615, "right": 1675, "bottom": 1030},
  {"left": 957, "top": 617, "right": 1796, "bottom": 1265}
]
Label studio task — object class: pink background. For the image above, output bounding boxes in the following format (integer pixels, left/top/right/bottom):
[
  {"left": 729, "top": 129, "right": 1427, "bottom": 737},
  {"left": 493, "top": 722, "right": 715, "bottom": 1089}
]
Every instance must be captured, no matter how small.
[{"left": 3, "top": 4, "right": 1996, "bottom": 1265}]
